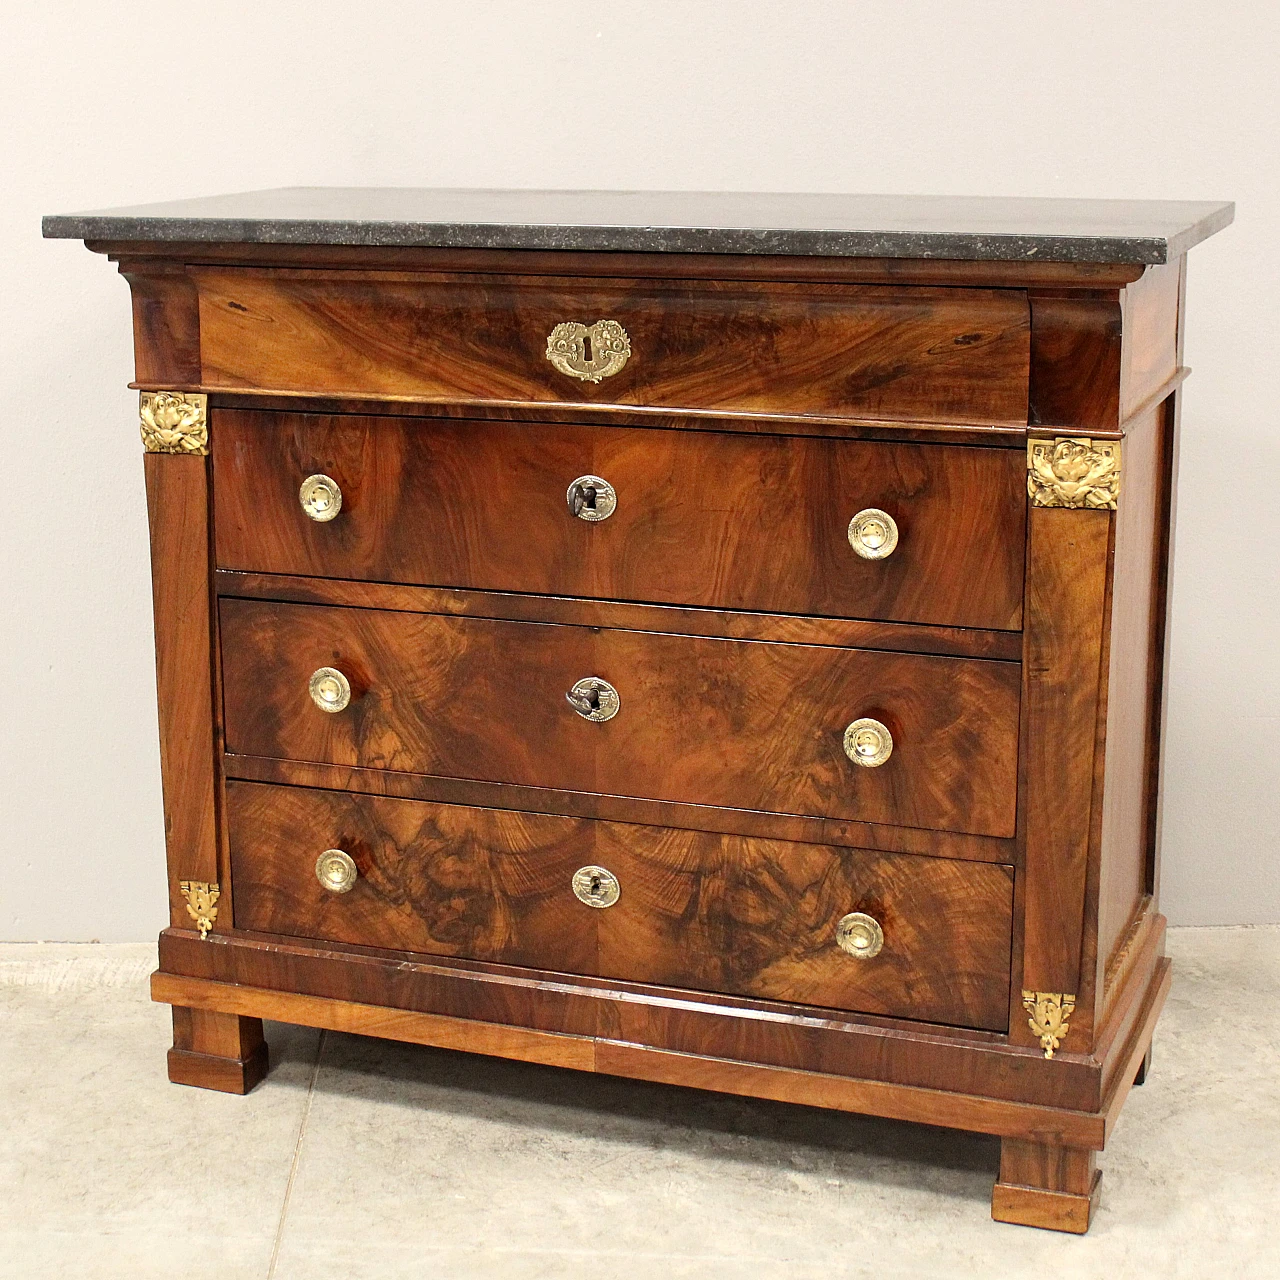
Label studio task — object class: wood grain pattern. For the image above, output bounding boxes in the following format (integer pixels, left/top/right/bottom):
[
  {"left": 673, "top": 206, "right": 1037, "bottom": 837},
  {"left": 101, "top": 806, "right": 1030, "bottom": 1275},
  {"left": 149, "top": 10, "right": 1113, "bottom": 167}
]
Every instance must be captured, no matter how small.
[
  {"left": 151, "top": 969, "right": 1113, "bottom": 1145},
  {"left": 194, "top": 268, "right": 1032, "bottom": 426},
  {"left": 1095, "top": 405, "right": 1165, "bottom": 1006},
  {"left": 168, "top": 1006, "right": 267, "bottom": 1094},
  {"left": 223, "top": 752, "right": 1020, "bottom": 865},
  {"left": 227, "top": 780, "right": 1015, "bottom": 1030},
  {"left": 1015, "top": 506, "right": 1112, "bottom": 1047},
  {"left": 991, "top": 1140, "right": 1100, "bottom": 1233},
  {"left": 1120, "top": 261, "right": 1182, "bottom": 420},
  {"left": 219, "top": 599, "right": 1023, "bottom": 837},
  {"left": 120, "top": 260, "right": 201, "bottom": 386},
  {"left": 216, "top": 570, "right": 1025, "bottom": 662},
  {"left": 213, "top": 410, "right": 1027, "bottom": 630},
  {"left": 145, "top": 455, "right": 221, "bottom": 931},
  {"left": 1028, "top": 292, "right": 1123, "bottom": 431}
]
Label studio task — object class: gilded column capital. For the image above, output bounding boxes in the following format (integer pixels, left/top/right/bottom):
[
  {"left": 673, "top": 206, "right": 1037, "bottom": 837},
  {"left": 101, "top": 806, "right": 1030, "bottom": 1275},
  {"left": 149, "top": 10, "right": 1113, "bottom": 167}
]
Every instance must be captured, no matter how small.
[
  {"left": 140, "top": 391, "right": 208, "bottom": 455},
  {"left": 1027, "top": 437, "right": 1120, "bottom": 509}
]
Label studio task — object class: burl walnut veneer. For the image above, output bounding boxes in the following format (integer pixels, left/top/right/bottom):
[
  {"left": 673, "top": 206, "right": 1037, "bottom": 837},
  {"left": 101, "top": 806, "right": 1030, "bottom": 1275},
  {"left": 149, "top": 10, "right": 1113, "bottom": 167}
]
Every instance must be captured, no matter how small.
[{"left": 45, "top": 189, "right": 1233, "bottom": 1233}]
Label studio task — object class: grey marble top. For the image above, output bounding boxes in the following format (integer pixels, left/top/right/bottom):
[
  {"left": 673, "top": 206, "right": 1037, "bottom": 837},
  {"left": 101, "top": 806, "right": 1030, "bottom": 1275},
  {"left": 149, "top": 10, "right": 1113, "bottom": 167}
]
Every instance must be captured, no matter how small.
[{"left": 42, "top": 189, "right": 1234, "bottom": 264}]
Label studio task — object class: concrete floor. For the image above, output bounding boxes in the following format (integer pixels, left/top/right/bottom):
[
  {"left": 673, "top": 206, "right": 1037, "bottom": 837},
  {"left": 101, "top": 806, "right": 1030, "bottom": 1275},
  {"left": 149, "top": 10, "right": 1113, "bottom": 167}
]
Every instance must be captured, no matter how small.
[{"left": 1, "top": 927, "right": 1276, "bottom": 1280}]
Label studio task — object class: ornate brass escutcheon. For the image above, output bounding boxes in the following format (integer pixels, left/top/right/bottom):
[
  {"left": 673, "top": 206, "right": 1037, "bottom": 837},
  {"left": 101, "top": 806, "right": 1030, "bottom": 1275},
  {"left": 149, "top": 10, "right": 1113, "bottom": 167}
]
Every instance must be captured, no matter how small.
[
  {"left": 1022, "top": 990, "right": 1077, "bottom": 1059},
  {"left": 299, "top": 473, "right": 342, "bottom": 522},
  {"left": 572, "top": 865, "right": 621, "bottom": 908},
  {"left": 546, "top": 320, "right": 632, "bottom": 383},
  {"left": 847, "top": 508, "right": 899, "bottom": 560},
  {"left": 566, "top": 676, "right": 620, "bottom": 722},
  {"left": 836, "top": 911, "right": 884, "bottom": 959},
  {"left": 566, "top": 474, "right": 617, "bottom": 521},
  {"left": 315, "top": 849, "right": 359, "bottom": 894},
  {"left": 843, "top": 717, "right": 893, "bottom": 767}
]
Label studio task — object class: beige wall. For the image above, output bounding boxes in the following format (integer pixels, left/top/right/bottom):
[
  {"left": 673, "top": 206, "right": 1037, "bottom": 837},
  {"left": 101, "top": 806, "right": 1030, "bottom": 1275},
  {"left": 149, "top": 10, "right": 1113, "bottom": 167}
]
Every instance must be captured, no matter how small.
[{"left": 2, "top": 2, "right": 1274, "bottom": 938}]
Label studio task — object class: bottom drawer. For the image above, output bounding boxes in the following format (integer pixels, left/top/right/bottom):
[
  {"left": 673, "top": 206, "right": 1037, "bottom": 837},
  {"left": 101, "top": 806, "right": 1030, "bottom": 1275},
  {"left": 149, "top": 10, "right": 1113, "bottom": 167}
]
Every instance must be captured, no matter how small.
[{"left": 227, "top": 781, "right": 1014, "bottom": 1032}]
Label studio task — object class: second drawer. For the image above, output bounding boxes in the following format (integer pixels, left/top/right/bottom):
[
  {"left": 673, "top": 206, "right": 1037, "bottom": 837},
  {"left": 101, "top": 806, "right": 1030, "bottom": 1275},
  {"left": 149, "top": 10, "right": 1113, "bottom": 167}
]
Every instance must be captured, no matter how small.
[
  {"left": 213, "top": 410, "right": 1027, "bottom": 631},
  {"left": 220, "top": 598, "right": 1021, "bottom": 837}
]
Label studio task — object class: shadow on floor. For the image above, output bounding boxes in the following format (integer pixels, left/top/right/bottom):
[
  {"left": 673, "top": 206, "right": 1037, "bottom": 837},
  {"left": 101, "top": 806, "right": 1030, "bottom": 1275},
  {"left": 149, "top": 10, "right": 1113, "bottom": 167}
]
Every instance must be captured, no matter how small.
[{"left": 262, "top": 1020, "right": 999, "bottom": 1201}]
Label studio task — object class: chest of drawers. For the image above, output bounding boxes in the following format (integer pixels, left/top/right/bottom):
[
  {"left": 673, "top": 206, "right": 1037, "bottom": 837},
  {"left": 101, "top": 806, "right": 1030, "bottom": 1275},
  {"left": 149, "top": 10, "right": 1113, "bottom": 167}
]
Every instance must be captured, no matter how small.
[{"left": 45, "top": 189, "right": 1232, "bottom": 1233}]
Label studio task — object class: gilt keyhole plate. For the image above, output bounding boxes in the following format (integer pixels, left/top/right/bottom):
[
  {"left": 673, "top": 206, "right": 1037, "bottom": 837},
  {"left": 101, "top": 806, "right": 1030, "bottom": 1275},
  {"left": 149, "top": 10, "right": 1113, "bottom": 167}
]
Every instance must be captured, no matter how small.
[{"left": 546, "top": 320, "right": 632, "bottom": 383}]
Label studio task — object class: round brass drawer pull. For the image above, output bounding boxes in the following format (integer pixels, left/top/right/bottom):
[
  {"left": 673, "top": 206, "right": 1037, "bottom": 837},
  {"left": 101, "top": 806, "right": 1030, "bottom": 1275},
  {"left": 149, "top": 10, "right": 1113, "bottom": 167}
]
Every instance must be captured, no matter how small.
[
  {"left": 848, "top": 508, "right": 898, "bottom": 559},
  {"left": 315, "top": 849, "right": 358, "bottom": 894},
  {"left": 843, "top": 717, "right": 893, "bottom": 767},
  {"left": 836, "top": 911, "right": 884, "bottom": 959},
  {"left": 567, "top": 475, "right": 617, "bottom": 522},
  {"left": 566, "top": 676, "right": 620, "bottom": 722},
  {"left": 299, "top": 474, "right": 343, "bottom": 522},
  {"left": 308, "top": 666, "right": 352, "bottom": 713},
  {"left": 572, "top": 865, "right": 620, "bottom": 908}
]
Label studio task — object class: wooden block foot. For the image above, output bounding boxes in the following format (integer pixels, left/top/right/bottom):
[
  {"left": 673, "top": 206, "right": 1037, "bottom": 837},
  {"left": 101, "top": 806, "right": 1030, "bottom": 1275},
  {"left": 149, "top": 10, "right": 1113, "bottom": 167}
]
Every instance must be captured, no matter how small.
[
  {"left": 1134, "top": 1043, "right": 1153, "bottom": 1086},
  {"left": 991, "top": 1138, "right": 1100, "bottom": 1234},
  {"left": 167, "top": 1006, "right": 269, "bottom": 1094}
]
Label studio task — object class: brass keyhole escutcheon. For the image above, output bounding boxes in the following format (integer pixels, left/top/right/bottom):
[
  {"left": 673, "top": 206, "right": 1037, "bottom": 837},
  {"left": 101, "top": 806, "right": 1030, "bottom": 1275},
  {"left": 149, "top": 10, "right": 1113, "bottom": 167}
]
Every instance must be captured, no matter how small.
[
  {"left": 309, "top": 666, "right": 352, "bottom": 713},
  {"left": 315, "top": 849, "right": 358, "bottom": 894},
  {"left": 843, "top": 717, "right": 893, "bottom": 767},
  {"left": 300, "top": 474, "right": 343, "bottom": 522},
  {"left": 567, "top": 475, "right": 617, "bottom": 522},
  {"left": 572, "top": 865, "right": 620, "bottom": 908},
  {"left": 546, "top": 320, "right": 631, "bottom": 383},
  {"left": 836, "top": 911, "right": 884, "bottom": 959},
  {"left": 566, "top": 676, "right": 620, "bottom": 722},
  {"left": 848, "top": 508, "right": 898, "bottom": 559}
]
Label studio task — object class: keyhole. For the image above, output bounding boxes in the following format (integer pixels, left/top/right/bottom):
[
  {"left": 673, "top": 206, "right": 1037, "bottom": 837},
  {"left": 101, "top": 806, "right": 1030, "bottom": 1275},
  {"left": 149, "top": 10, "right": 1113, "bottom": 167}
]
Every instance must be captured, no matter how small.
[
  {"left": 590, "top": 874, "right": 602, "bottom": 895},
  {"left": 583, "top": 685, "right": 600, "bottom": 710},
  {"left": 582, "top": 333, "right": 593, "bottom": 363}
]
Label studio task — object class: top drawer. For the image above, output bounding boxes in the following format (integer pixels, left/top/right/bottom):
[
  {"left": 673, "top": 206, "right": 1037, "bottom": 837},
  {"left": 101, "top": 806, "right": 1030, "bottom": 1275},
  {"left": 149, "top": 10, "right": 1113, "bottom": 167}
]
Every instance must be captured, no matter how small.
[{"left": 194, "top": 268, "right": 1031, "bottom": 426}]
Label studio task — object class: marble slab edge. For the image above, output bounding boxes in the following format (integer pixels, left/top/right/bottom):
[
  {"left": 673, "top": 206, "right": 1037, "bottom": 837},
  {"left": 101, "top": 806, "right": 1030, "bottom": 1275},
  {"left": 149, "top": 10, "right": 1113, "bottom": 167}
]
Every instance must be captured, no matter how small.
[{"left": 41, "top": 209, "right": 1236, "bottom": 264}]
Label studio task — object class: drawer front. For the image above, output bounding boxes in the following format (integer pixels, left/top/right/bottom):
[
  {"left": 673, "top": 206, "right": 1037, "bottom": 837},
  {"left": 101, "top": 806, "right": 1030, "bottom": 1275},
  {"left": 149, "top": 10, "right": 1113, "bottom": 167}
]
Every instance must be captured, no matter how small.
[
  {"left": 214, "top": 411, "right": 1026, "bottom": 631},
  {"left": 220, "top": 599, "right": 1020, "bottom": 837},
  {"left": 227, "top": 781, "right": 1015, "bottom": 1031},
  {"left": 196, "top": 269, "right": 1031, "bottom": 426}
]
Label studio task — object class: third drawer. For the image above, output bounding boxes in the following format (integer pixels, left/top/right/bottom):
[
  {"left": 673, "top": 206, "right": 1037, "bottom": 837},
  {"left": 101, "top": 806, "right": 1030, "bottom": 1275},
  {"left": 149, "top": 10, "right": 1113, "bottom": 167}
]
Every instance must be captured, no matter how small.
[
  {"left": 220, "top": 598, "right": 1021, "bottom": 838},
  {"left": 227, "top": 780, "right": 1015, "bottom": 1031}
]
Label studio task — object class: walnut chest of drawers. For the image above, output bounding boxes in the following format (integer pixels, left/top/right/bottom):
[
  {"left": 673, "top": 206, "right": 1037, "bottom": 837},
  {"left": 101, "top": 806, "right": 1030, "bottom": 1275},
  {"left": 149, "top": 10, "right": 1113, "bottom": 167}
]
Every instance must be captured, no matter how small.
[{"left": 45, "top": 189, "right": 1233, "bottom": 1233}]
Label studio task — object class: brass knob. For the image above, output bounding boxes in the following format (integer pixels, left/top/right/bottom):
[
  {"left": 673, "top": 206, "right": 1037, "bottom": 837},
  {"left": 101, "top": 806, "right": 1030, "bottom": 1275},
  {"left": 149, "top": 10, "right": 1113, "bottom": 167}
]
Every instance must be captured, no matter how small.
[
  {"left": 308, "top": 666, "right": 352, "bottom": 713},
  {"left": 843, "top": 717, "right": 893, "bottom": 767},
  {"left": 848, "top": 508, "right": 898, "bottom": 559},
  {"left": 315, "top": 849, "right": 358, "bottom": 894},
  {"left": 572, "top": 865, "right": 620, "bottom": 908},
  {"left": 566, "top": 676, "right": 620, "bottom": 722},
  {"left": 567, "top": 475, "right": 617, "bottom": 522},
  {"left": 836, "top": 912, "right": 884, "bottom": 959},
  {"left": 299, "top": 474, "right": 342, "bottom": 522}
]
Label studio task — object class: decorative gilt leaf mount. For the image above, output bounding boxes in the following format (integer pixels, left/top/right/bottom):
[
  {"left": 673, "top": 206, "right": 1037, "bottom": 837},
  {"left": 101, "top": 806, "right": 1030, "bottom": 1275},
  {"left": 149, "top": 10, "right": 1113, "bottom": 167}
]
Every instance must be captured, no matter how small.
[
  {"left": 1027, "top": 437, "right": 1120, "bottom": 509},
  {"left": 140, "top": 391, "right": 208, "bottom": 455},
  {"left": 179, "top": 880, "right": 220, "bottom": 940},
  {"left": 1022, "top": 990, "right": 1076, "bottom": 1059}
]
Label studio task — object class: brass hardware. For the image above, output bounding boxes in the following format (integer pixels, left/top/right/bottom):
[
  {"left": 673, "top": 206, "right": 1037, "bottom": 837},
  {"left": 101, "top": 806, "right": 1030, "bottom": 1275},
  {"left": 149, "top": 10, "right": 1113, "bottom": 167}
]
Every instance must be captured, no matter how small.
[
  {"left": 836, "top": 912, "right": 884, "bottom": 959},
  {"left": 546, "top": 320, "right": 632, "bottom": 383},
  {"left": 315, "top": 849, "right": 359, "bottom": 894},
  {"left": 1022, "top": 990, "right": 1077, "bottom": 1059},
  {"left": 567, "top": 676, "right": 620, "bottom": 722},
  {"left": 1027, "top": 437, "right": 1121, "bottom": 509},
  {"left": 299, "top": 474, "right": 343, "bottom": 522},
  {"left": 308, "top": 667, "right": 352, "bottom": 713},
  {"left": 572, "top": 865, "right": 621, "bottom": 908},
  {"left": 566, "top": 475, "right": 617, "bottom": 522},
  {"left": 178, "top": 880, "right": 220, "bottom": 940},
  {"left": 139, "top": 391, "right": 208, "bottom": 455},
  {"left": 843, "top": 717, "right": 893, "bottom": 768},
  {"left": 847, "top": 508, "right": 899, "bottom": 559}
]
